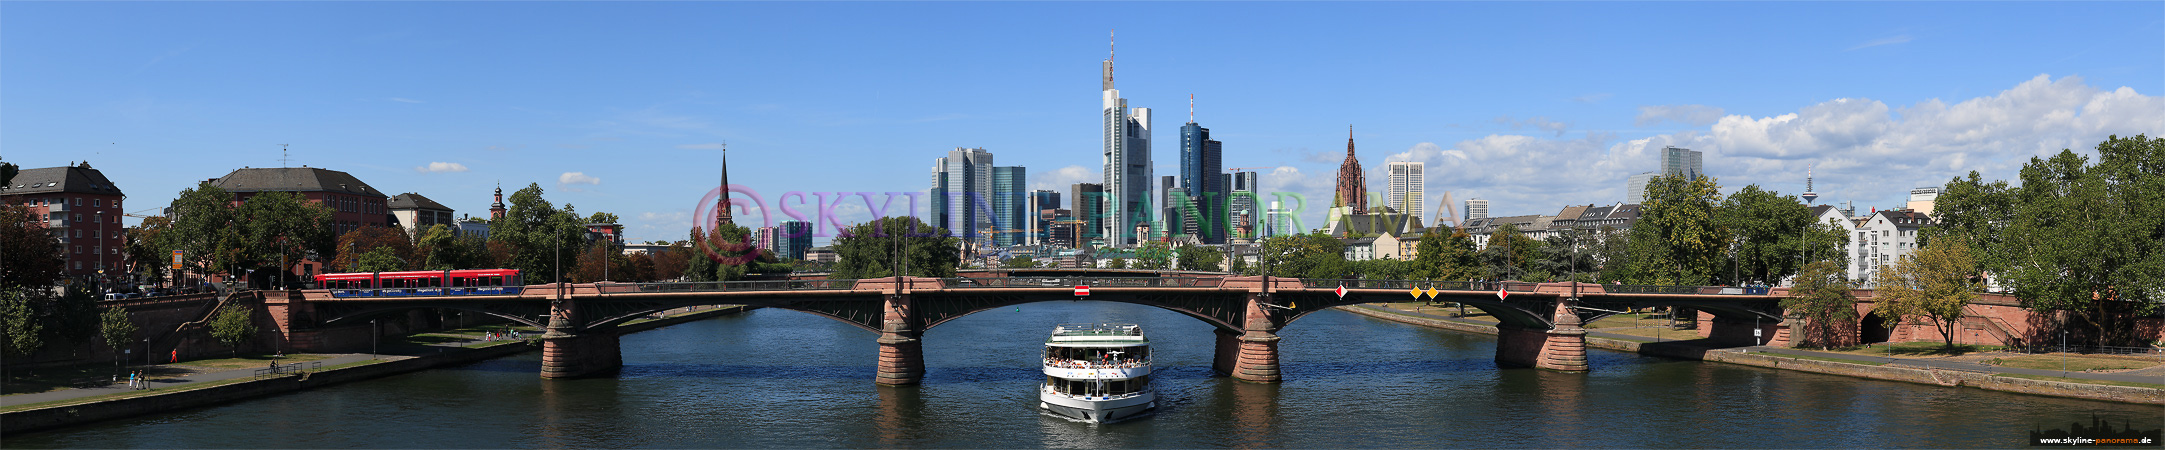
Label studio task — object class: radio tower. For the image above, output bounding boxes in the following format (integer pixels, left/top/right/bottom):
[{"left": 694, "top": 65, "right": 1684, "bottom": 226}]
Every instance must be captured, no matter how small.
[{"left": 1801, "top": 164, "right": 1820, "bottom": 205}]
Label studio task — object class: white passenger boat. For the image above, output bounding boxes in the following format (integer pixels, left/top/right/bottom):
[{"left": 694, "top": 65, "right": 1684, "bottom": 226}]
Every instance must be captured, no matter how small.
[{"left": 1039, "top": 323, "right": 1155, "bottom": 423}]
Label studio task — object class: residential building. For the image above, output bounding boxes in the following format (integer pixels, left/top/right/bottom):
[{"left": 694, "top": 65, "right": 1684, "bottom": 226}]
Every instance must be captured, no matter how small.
[
  {"left": 776, "top": 220, "right": 813, "bottom": 261},
  {"left": 388, "top": 193, "right": 454, "bottom": 237},
  {"left": 991, "top": 166, "right": 1027, "bottom": 247},
  {"left": 1179, "top": 120, "right": 1226, "bottom": 243},
  {"left": 930, "top": 147, "right": 995, "bottom": 245},
  {"left": 1625, "top": 172, "right": 1656, "bottom": 204},
  {"left": 1854, "top": 209, "right": 1934, "bottom": 286},
  {"left": 1101, "top": 40, "right": 1154, "bottom": 247},
  {"left": 1809, "top": 204, "right": 1861, "bottom": 281},
  {"left": 1, "top": 162, "right": 126, "bottom": 280},
  {"left": 804, "top": 246, "right": 838, "bottom": 264},
  {"left": 1386, "top": 161, "right": 1424, "bottom": 223},
  {"left": 208, "top": 166, "right": 389, "bottom": 237},
  {"left": 584, "top": 223, "right": 623, "bottom": 248},
  {"left": 1907, "top": 187, "right": 1941, "bottom": 216}
]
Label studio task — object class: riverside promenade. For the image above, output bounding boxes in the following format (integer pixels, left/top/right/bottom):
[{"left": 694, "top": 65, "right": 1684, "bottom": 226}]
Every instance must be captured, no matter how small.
[{"left": 1339, "top": 303, "right": 2163, "bottom": 404}]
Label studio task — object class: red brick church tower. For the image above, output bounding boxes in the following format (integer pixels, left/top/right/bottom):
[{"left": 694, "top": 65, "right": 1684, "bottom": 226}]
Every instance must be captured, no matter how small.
[{"left": 1335, "top": 126, "right": 1367, "bottom": 211}]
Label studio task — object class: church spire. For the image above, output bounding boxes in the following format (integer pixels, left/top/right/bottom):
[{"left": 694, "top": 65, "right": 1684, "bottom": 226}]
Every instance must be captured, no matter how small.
[
  {"left": 1336, "top": 125, "right": 1367, "bottom": 211},
  {"left": 716, "top": 143, "right": 734, "bottom": 226}
]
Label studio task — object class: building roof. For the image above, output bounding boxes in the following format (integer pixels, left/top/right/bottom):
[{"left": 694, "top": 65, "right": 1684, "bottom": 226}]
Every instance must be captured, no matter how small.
[
  {"left": 1330, "top": 213, "right": 1425, "bottom": 237},
  {"left": 1875, "top": 209, "right": 1934, "bottom": 228},
  {"left": 388, "top": 193, "right": 451, "bottom": 212},
  {"left": 1, "top": 162, "right": 123, "bottom": 197},
  {"left": 208, "top": 167, "right": 385, "bottom": 198}
]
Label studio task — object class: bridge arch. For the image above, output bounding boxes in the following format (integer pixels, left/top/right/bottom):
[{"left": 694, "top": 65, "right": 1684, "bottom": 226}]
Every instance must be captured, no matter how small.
[{"left": 317, "top": 303, "right": 550, "bottom": 330}]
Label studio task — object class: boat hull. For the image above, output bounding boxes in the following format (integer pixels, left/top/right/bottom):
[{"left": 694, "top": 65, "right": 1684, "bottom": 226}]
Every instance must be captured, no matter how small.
[{"left": 1039, "top": 388, "right": 1155, "bottom": 423}]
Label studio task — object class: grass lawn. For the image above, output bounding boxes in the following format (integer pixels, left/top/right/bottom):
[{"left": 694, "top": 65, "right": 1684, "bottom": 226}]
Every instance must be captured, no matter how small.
[
  {"left": 2, "top": 363, "right": 142, "bottom": 396},
  {"left": 166, "top": 353, "right": 338, "bottom": 372},
  {"left": 1588, "top": 324, "right": 1704, "bottom": 342},
  {"left": 1986, "top": 355, "right": 2160, "bottom": 372},
  {"left": 1375, "top": 302, "right": 1498, "bottom": 322},
  {"left": 1994, "top": 373, "right": 2165, "bottom": 390},
  {"left": 1823, "top": 341, "right": 2005, "bottom": 357}
]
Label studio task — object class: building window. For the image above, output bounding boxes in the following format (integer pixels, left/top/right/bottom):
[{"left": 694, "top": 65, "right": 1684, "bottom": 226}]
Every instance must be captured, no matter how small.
[
  {"left": 74, "top": 198, "right": 82, "bottom": 206},
  {"left": 94, "top": 199, "right": 101, "bottom": 207},
  {"left": 75, "top": 245, "right": 82, "bottom": 254}
]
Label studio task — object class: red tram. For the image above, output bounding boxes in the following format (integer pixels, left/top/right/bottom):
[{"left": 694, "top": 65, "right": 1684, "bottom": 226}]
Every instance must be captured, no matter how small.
[{"left": 314, "top": 269, "right": 523, "bottom": 297}]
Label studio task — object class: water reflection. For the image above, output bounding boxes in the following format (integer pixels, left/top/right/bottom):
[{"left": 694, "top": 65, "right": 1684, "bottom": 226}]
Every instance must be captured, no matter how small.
[
  {"left": 1226, "top": 381, "right": 1281, "bottom": 449},
  {"left": 874, "top": 386, "right": 922, "bottom": 448}
]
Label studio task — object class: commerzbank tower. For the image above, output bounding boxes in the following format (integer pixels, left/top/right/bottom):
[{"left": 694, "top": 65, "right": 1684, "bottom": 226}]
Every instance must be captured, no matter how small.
[{"left": 1100, "top": 32, "right": 1152, "bottom": 247}]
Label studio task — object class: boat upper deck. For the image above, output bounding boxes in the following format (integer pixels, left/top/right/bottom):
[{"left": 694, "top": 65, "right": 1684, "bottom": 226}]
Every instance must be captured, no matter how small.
[{"left": 1047, "top": 323, "right": 1146, "bottom": 344}]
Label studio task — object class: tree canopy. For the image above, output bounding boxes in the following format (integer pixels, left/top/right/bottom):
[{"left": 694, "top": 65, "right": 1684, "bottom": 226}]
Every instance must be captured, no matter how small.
[{"left": 828, "top": 216, "right": 960, "bottom": 279}]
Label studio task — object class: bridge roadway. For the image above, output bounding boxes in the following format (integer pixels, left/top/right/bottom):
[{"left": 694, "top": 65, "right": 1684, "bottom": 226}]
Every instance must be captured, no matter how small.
[{"left": 270, "top": 276, "right": 1792, "bottom": 383}]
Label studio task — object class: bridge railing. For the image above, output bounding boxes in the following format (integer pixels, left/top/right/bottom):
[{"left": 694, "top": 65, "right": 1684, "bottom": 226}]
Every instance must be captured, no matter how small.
[
  {"left": 1296, "top": 279, "right": 1540, "bottom": 292},
  {"left": 939, "top": 277, "right": 1224, "bottom": 288},
  {"left": 613, "top": 279, "right": 859, "bottom": 294},
  {"left": 1607, "top": 284, "right": 1714, "bottom": 295}
]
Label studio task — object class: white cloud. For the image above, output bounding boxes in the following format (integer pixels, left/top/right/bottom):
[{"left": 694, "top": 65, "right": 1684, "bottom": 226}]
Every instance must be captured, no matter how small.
[
  {"left": 414, "top": 162, "right": 468, "bottom": 173},
  {"left": 559, "top": 172, "right": 601, "bottom": 185},
  {"left": 1847, "top": 35, "right": 1913, "bottom": 51},
  {"left": 1408, "top": 74, "right": 2161, "bottom": 217},
  {"left": 1636, "top": 104, "right": 1727, "bottom": 127},
  {"left": 1495, "top": 115, "right": 1569, "bottom": 136},
  {"left": 677, "top": 143, "right": 726, "bottom": 150},
  {"left": 389, "top": 97, "right": 424, "bottom": 103},
  {"left": 1031, "top": 165, "right": 1097, "bottom": 192}
]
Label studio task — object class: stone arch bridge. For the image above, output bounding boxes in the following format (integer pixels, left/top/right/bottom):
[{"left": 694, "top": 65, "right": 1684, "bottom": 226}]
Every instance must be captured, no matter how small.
[{"left": 271, "top": 276, "right": 1790, "bottom": 383}]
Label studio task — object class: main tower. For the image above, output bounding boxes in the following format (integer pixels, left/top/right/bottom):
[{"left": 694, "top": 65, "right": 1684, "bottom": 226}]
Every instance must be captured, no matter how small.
[{"left": 1101, "top": 31, "right": 1152, "bottom": 247}]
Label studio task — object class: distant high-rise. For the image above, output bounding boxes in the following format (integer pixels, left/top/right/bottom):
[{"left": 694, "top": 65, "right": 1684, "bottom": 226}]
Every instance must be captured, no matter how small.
[
  {"left": 991, "top": 166, "right": 1027, "bottom": 247},
  {"left": 1028, "top": 190, "right": 1060, "bottom": 245},
  {"left": 1071, "top": 183, "right": 1106, "bottom": 246},
  {"left": 931, "top": 147, "right": 995, "bottom": 242},
  {"left": 1226, "top": 171, "right": 1260, "bottom": 240},
  {"left": 1464, "top": 198, "right": 1489, "bottom": 221},
  {"left": 1662, "top": 146, "right": 1703, "bottom": 180},
  {"left": 777, "top": 220, "right": 813, "bottom": 261},
  {"left": 1335, "top": 127, "right": 1367, "bottom": 211},
  {"left": 1625, "top": 172, "right": 1656, "bottom": 204},
  {"left": 1159, "top": 175, "right": 1179, "bottom": 240},
  {"left": 1387, "top": 161, "right": 1424, "bottom": 220},
  {"left": 1180, "top": 116, "right": 1226, "bottom": 243},
  {"left": 1101, "top": 33, "right": 1153, "bottom": 247}
]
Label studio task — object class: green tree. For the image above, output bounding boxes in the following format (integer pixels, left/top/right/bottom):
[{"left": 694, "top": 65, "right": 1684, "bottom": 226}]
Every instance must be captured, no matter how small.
[
  {"left": 1590, "top": 226, "right": 1632, "bottom": 283},
  {"left": 1717, "top": 185, "right": 1815, "bottom": 285},
  {"left": 1784, "top": 260, "right": 1858, "bottom": 349},
  {"left": 1920, "top": 171, "right": 2014, "bottom": 270},
  {"left": 1105, "top": 258, "right": 1128, "bottom": 269},
  {"left": 1414, "top": 226, "right": 1482, "bottom": 281},
  {"left": 1259, "top": 232, "right": 1344, "bottom": 278},
  {"left": 124, "top": 216, "right": 174, "bottom": 286},
  {"left": 1478, "top": 224, "right": 1543, "bottom": 280},
  {"left": 415, "top": 224, "right": 489, "bottom": 270},
  {"left": 209, "top": 304, "right": 258, "bottom": 358},
  {"left": 165, "top": 182, "right": 243, "bottom": 276},
  {"left": 1175, "top": 245, "right": 1224, "bottom": 272},
  {"left": 235, "top": 191, "right": 335, "bottom": 287},
  {"left": 331, "top": 226, "right": 418, "bottom": 272},
  {"left": 1, "top": 290, "right": 44, "bottom": 370},
  {"left": 489, "top": 184, "right": 586, "bottom": 283},
  {"left": 1, "top": 204, "right": 66, "bottom": 289},
  {"left": 99, "top": 306, "right": 138, "bottom": 372},
  {"left": 1999, "top": 135, "right": 2165, "bottom": 346},
  {"left": 47, "top": 286, "right": 100, "bottom": 353},
  {"left": 828, "top": 216, "right": 960, "bottom": 279},
  {"left": 1625, "top": 174, "right": 1727, "bottom": 285},
  {"left": 1133, "top": 241, "right": 1173, "bottom": 270},
  {"left": 1873, "top": 238, "right": 1980, "bottom": 348},
  {"left": 1001, "top": 256, "right": 1039, "bottom": 269},
  {"left": 351, "top": 247, "right": 407, "bottom": 273}
]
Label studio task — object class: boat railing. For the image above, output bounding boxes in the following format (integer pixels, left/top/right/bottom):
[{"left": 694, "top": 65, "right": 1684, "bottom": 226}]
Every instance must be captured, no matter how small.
[{"left": 1044, "top": 358, "right": 1150, "bottom": 369}]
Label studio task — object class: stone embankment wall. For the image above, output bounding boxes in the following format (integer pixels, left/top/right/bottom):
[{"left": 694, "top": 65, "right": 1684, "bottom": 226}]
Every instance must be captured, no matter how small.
[{"left": 1337, "top": 305, "right": 2161, "bottom": 405}]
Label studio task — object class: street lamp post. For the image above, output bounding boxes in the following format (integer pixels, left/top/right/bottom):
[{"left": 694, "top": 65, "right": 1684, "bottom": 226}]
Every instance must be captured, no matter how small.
[{"left": 371, "top": 319, "right": 379, "bottom": 359}]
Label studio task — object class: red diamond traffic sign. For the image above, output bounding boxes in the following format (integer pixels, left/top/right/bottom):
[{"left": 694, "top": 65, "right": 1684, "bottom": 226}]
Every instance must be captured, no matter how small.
[
  {"left": 1496, "top": 284, "right": 1510, "bottom": 301},
  {"left": 1334, "top": 285, "right": 1347, "bottom": 299},
  {"left": 1075, "top": 285, "right": 1090, "bottom": 297}
]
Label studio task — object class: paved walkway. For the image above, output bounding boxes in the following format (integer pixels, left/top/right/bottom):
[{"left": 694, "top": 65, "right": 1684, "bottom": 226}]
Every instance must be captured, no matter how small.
[
  {"left": 1350, "top": 304, "right": 2163, "bottom": 386},
  {"left": 0, "top": 330, "right": 518, "bottom": 409}
]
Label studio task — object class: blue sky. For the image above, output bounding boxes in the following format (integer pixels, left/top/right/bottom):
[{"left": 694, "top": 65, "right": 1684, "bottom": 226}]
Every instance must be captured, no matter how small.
[{"left": 6, "top": 2, "right": 2161, "bottom": 245}]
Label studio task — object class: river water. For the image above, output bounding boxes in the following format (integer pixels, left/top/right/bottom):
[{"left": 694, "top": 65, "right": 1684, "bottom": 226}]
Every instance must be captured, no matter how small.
[{"left": 9, "top": 302, "right": 2159, "bottom": 448}]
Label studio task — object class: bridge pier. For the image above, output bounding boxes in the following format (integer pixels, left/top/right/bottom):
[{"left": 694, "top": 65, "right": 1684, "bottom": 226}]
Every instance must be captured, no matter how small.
[
  {"left": 541, "top": 298, "right": 621, "bottom": 379},
  {"left": 875, "top": 293, "right": 924, "bottom": 386},
  {"left": 1495, "top": 299, "right": 1588, "bottom": 373},
  {"left": 1226, "top": 294, "right": 1283, "bottom": 383}
]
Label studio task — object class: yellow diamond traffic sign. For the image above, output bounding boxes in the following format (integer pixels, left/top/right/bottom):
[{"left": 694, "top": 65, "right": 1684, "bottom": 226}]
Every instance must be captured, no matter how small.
[
  {"left": 1426, "top": 287, "right": 1440, "bottom": 298},
  {"left": 1408, "top": 288, "right": 1424, "bottom": 299}
]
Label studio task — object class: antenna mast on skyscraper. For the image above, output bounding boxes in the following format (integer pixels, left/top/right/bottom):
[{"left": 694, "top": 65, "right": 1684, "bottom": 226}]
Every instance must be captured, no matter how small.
[{"left": 1189, "top": 94, "right": 1195, "bottom": 123}]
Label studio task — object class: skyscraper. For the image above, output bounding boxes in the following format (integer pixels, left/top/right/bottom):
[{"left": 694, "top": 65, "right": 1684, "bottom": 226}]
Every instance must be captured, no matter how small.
[
  {"left": 1159, "top": 175, "right": 1178, "bottom": 240},
  {"left": 1180, "top": 117, "right": 1226, "bottom": 243},
  {"left": 1386, "top": 161, "right": 1424, "bottom": 220},
  {"left": 1662, "top": 146, "right": 1703, "bottom": 180},
  {"left": 1335, "top": 127, "right": 1367, "bottom": 211},
  {"left": 1071, "top": 183, "right": 1105, "bottom": 247},
  {"left": 1101, "top": 33, "right": 1153, "bottom": 247},
  {"left": 1464, "top": 198, "right": 1489, "bottom": 221},
  {"left": 1625, "top": 172, "right": 1656, "bottom": 204},
  {"left": 777, "top": 220, "right": 813, "bottom": 261},
  {"left": 931, "top": 147, "right": 994, "bottom": 242},
  {"left": 990, "top": 166, "right": 1027, "bottom": 247},
  {"left": 1028, "top": 190, "right": 1060, "bottom": 245}
]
